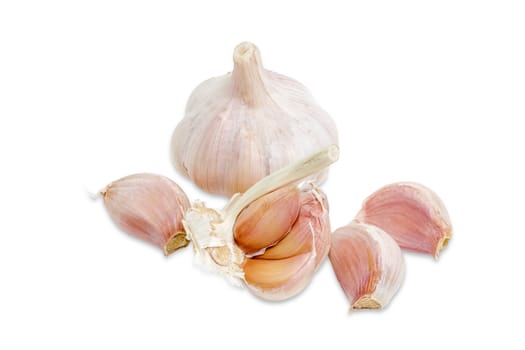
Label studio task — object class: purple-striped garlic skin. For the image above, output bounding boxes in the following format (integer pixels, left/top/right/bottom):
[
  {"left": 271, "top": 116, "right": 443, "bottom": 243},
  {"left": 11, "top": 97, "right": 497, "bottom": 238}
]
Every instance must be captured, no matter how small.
[
  {"left": 101, "top": 173, "right": 190, "bottom": 255},
  {"left": 329, "top": 222, "right": 405, "bottom": 310},
  {"left": 355, "top": 182, "right": 452, "bottom": 257}
]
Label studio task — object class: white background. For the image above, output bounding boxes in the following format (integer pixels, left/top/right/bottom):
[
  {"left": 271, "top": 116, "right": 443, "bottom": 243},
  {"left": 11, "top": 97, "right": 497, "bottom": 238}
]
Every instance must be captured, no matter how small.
[{"left": 1, "top": 1, "right": 524, "bottom": 348}]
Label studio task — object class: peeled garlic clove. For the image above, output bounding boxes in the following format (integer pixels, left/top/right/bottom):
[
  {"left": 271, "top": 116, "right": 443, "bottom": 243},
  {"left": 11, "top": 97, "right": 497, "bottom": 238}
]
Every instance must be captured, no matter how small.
[
  {"left": 101, "top": 173, "right": 190, "bottom": 255},
  {"left": 258, "top": 210, "right": 313, "bottom": 260},
  {"left": 233, "top": 186, "right": 301, "bottom": 255},
  {"left": 243, "top": 253, "right": 316, "bottom": 301},
  {"left": 355, "top": 182, "right": 452, "bottom": 257},
  {"left": 260, "top": 189, "right": 330, "bottom": 267},
  {"left": 329, "top": 222, "right": 405, "bottom": 310},
  {"left": 171, "top": 42, "right": 338, "bottom": 196}
]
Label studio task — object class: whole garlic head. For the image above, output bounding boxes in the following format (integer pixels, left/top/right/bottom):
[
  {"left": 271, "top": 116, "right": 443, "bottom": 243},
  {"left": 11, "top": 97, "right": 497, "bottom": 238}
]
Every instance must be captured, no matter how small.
[{"left": 171, "top": 42, "right": 338, "bottom": 196}]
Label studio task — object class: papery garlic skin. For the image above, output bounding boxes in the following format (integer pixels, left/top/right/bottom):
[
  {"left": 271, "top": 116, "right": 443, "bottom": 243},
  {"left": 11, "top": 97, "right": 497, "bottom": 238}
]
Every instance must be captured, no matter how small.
[
  {"left": 329, "top": 222, "right": 405, "bottom": 310},
  {"left": 182, "top": 145, "right": 338, "bottom": 300},
  {"left": 355, "top": 182, "right": 452, "bottom": 257},
  {"left": 171, "top": 42, "right": 338, "bottom": 196},
  {"left": 101, "top": 173, "right": 190, "bottom": 255}
]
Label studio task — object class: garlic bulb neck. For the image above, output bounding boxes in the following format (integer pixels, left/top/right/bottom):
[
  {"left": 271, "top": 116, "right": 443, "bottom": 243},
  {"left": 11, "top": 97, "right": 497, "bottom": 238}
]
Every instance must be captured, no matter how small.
[{"left": 231, "top": 42, "right": 269, "bottom": 106}]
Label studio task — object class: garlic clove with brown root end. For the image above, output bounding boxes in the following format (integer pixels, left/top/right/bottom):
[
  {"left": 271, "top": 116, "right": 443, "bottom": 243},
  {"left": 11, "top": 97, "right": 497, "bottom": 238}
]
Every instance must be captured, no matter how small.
[
  {"left": 101, "top": 173, "right": 190, "bottom": 255},
  {"left": 355, "top": 182, "right": 452, "bottom": 257},
  {"left": 329, "top": 222, "right": 405, "bottom": 310},
  {"left": 171, "top": 42, "right": 338, "bottom": 196},
  {"left": 182, "top": 145, "right": 338, "bottom": 301}
]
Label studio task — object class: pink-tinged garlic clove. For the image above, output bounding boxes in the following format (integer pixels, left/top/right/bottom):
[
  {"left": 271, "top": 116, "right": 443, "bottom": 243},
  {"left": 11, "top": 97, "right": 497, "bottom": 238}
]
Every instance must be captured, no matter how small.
[
  {"left": 355, "top": 182, "right": 452, "bottom": 257},
  {"left": 233, "top": 186, "right": 301, "bottom": 255},
  {"left": 329, "top": 222, "right": 405, "bottom": 310},
  {"left": 101, "top": 173, "right": 190, "bottom": 255}
]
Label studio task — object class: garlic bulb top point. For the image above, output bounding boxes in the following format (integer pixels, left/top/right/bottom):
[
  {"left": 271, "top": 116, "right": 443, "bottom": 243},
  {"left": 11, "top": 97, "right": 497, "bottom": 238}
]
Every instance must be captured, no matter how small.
[{"left": 232, "top": 42, "right": 268, "bottom": 106}]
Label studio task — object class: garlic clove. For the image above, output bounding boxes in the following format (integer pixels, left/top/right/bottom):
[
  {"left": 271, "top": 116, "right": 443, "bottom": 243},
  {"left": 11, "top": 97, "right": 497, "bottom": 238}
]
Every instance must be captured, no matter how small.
[
  {"left": 329, "top": 222, "right": 405, "bottom": 310},
  {"left": 258, "top": 211, "right": 313, "bottom": 260},
  {"left": 355, "top": 182, "right": 452, "bottom": 257},
  {"left": 233, "top": 186, "right": 301, "bottom": 255},
  {"left": 171, "top": 42, "right": 338, "bottom": 196},
  {"left": 243, "top": 253, "right": 316, "bottom": 301},
  {"left": 260, "top": 189, "right": 331, "bottom": 267},
  {"left": 101, "top": 173, "right": 190, "bottom": 255}
]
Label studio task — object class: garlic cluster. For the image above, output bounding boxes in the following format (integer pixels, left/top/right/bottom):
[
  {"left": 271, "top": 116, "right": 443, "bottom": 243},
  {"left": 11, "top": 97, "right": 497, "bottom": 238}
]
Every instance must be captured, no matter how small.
[
  {"left": 238, "top": 186, "right": 330, "bottom": 300},
  {"left": 101, "top": 173, "right": 190, "bottom": 255},
  {"left": 355, "top": 182, "right": 452, "bottom": 257},
  {"left": 183, "top": 145, "right": 338, "bottom": 300},
  {"left": 171, "top": 42, "right": 338, "bottom": 196}
]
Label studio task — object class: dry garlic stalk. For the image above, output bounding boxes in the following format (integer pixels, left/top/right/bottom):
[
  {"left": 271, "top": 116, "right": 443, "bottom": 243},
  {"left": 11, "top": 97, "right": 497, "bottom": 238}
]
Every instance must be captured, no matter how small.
[
  {"left": 329, "top": 222, "right": 405, "bottom": 310},
  {"left": 355, "top": 182, "right": 452, "bottom": 257},
  {"left": 101, "top": 173, "right": 190, "bottom": 255},
  {"left": 183, "top": 145, "right": 339, "bottom": 300},
  {"left": 171, "top": 42, "right": 338, "bottom": 196}
]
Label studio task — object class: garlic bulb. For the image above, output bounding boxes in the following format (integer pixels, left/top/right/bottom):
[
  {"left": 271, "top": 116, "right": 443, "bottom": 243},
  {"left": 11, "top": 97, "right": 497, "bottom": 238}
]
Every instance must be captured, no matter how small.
[
  {"left": 355, "top": 182, "right": 452, "bottom": 257},
  {"left": 182, "top": 145, "right": 338, "bottom": 300},
  {"left": 329, "top": 222, "right": 405, "bottom": 310},
  {"left": 171, "top": 42, "right": 338, "bottom": 196},
  {"left": 101, "top": 173, "right": 190, "bottom": 255}
]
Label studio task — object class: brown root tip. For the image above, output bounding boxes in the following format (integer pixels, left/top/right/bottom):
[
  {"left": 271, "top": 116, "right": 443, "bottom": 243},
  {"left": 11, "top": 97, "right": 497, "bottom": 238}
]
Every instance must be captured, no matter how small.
[
  {"left": 351, "top": 295, "right": 383, "bottom": 310},
  {"left": 163, "top": 233, "right": 190, "bottom": 256},
  {"left": 99, "top": 185, "right": 109, "bottom": 198},
  {"left": 434, "top": 230, "right": 452, "bottom": 259}
]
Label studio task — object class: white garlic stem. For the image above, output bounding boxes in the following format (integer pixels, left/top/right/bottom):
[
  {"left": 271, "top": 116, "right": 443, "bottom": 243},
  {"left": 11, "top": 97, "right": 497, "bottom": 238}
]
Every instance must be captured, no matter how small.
[{"left": 221, "top": 144, "right": 339, "bottom": 230}]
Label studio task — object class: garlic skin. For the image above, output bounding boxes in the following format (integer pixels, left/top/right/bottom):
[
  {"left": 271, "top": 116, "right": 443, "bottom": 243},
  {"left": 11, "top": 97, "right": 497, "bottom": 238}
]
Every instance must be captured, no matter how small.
[
  {"left": 329, "top": 222, "right": 405, "bottom": 310},
  {"left": 182, "top": 145, "right": 338, "bottom": 300},
  {"left": 101, "top": 173, "right": 190, "bottom": 255},
  {"left": 171, "top": 42, "right": 338, "bottom": 196},
  {"left": 355, "top": 182, "right": 452, "bottom": 257}
]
